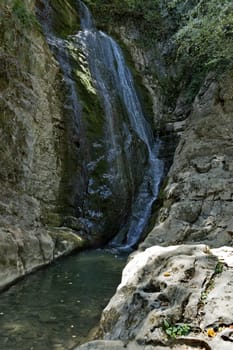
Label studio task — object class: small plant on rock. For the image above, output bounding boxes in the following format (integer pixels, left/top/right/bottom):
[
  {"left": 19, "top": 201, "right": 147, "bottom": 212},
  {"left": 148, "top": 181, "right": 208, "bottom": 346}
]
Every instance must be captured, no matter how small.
[
  {"left": 163, "top": 319, "right": 191, "bottom": 338},
  {"left": 215, "top": 261, "right": 224, "bottom": 274}
]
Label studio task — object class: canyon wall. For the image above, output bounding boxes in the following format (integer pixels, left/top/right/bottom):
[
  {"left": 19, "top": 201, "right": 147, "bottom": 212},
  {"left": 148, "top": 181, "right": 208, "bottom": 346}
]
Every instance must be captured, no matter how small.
[
  {"left": 1, "top": 3, "right": 233, "bottom": 347},
  {"left": 0, "top": 0, "right": 87, "bottom": 289}
]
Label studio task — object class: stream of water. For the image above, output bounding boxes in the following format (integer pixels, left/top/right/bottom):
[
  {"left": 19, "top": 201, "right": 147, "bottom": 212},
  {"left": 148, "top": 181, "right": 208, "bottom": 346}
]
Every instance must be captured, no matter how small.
[
  {"left": 75, "top": 1, "right": 164, "bottom": 250},
  {"left": 0, "top": 250, "right": 126, "bottom": 350}
]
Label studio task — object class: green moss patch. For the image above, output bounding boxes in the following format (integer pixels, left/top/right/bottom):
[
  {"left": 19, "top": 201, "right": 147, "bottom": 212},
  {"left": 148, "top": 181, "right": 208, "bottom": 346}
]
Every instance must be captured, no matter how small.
[
  {"left": 49, "top": 0, "right": 80, "bottom": 37},
  {"left": 48, "top": 227, "right": 88, "bottom": 251}
]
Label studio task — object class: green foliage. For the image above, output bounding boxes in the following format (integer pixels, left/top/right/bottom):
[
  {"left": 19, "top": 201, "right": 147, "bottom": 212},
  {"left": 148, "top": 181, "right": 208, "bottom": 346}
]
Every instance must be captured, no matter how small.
[
  {"left": 49, "top": 0, "right": 80, "bottom": 38},
  {"left": 12, "top": 0, "right": 36, "bottom": 27},
  {"left": 163, "top": 319, "right": 191, "bottom": 338},
  {"left": 200, "top": 261, "right": 223, "bottom": 306},
  {"left": 201, "top": 291, "right": 208, "bottom": 301},
  {"left": 84, "top": 0, "right": 233, "bottom": 73},
  {"left": 215, "top": 261, "right": 224, "bottom": 274},
  {"left": 82, "top": 0, "right": 233, "bottom": 107},
  {"left": 84, "top": 0, "right": 161, "bottom": 28},
  {"left": 175, "top": 0, "right": 233, "bottom": 70}
]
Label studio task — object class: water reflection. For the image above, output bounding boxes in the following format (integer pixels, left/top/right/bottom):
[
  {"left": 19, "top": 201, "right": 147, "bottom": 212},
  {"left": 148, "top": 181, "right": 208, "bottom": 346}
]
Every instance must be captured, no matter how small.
[{"left": 0, "top": 250, "right": 126, "bottom": 350}]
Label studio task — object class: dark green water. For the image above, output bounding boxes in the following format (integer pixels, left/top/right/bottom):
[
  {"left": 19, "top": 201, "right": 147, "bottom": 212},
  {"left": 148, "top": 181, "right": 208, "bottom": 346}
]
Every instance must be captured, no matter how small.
[{"left": 0, "top": 250, "right": 126, "bottom": 350}]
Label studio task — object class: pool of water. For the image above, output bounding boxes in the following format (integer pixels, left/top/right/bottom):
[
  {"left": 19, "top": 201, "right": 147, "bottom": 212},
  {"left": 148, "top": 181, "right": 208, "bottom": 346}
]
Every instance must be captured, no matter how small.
[{"left": 0, "top": 249, "right": 126, "bottom": 350}]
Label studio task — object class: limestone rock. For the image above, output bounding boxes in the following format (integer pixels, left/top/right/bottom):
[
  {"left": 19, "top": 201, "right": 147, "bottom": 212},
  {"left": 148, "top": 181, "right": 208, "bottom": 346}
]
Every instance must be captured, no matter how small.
[
  {"left": 74, "top": 339, "right": 201, "bottom": 350},
  {"left": 75, "top": 339, "right": 215, "bottom": 350},
  {"left": 0, "top": 0, "right": 87, "bottom": 289},
  {"left": 75, "top": 245, "right": 233, "bottom": 350},
  {"left": 141, "top": 73, "right": 233, "bottom": 250},
  {"left": 0, "top": 226, "right": 87, "bottom": 290}
]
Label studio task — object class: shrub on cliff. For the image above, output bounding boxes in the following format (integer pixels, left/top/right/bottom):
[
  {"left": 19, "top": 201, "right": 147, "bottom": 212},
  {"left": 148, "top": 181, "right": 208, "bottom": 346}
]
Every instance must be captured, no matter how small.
[
  {"left": 84, "top": 0, "right": 233, "bottom": 72},
  {"left": 12, "top": 0, "right": 37, "bottom": 27},
  {"left": 175, "top": 0, "right": 233, "bottom": 70}
]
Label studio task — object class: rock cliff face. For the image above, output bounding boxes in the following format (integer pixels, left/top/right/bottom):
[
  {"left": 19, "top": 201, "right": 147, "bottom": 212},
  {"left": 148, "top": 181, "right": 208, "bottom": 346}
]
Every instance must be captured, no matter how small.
[
  {"left": 36, "top": 0, "right": 164, "bottom": 248},
  {"left": 0, "top": 0, "right": 156, "bottom": 290},
  {"left": 0, "top": 0, "right": 87, "bottom": 290},
  {"left": 142, "top": 73, "right": 233, "bottom": 249},
  {"left": 0, "top": 0, "right": 163, "bottom": 289}
]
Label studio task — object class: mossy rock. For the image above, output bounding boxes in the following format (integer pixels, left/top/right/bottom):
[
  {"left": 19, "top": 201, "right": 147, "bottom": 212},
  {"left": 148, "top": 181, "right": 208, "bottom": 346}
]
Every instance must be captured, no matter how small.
[
  {"left": 49, "top": 0, "right": 80, "bottom": 37},
  {"left": 44, "top": 212, "right": 64, "bottom": 227},
  {"left": 48, "top": 227, "right": 89, "bottom": 255}
]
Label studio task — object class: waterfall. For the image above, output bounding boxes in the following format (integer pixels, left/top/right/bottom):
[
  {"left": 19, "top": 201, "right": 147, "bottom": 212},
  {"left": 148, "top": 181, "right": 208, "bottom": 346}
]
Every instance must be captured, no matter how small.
[
  {"left": 37, "top": 0, "right": 163, "bottom": 249},
  {"left": 76, "top": 1, "right": 164, "bottom": 251},
  {"left": 77, "top": 1, "right": 153, "bottom": 151}
]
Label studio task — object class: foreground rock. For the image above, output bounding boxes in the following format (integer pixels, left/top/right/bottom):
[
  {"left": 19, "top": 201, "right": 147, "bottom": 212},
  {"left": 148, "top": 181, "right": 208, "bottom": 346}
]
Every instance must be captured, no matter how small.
[{"left": 74, "top": 245, "right": 233, "bottom": 350}]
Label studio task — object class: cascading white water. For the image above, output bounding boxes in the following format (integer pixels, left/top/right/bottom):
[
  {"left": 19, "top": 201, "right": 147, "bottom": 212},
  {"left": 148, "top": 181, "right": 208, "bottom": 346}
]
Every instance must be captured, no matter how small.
[
  {"left": 76, "top": 1, "right": 164, "bottom": 250},
  {"left": 37, "top": 0, "right": 163, "bottom": 247},
  {"left": 77, "top": 2, "right": 153, "bottom": 150}
]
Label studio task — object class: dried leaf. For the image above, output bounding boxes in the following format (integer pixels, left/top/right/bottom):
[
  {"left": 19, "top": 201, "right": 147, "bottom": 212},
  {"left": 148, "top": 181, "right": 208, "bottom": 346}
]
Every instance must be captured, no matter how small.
[
  {"left": 163, "top": 272, "right": 171, "bottom": 277},
  {"left": 207, "top": 328, "right": 216, "bottom": 337}
]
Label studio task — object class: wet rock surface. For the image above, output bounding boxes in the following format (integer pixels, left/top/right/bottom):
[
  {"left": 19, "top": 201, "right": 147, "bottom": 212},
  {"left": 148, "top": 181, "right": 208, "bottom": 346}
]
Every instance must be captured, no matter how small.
[{"left": 0, "top": 225, "right": 87, "bottom": 290}]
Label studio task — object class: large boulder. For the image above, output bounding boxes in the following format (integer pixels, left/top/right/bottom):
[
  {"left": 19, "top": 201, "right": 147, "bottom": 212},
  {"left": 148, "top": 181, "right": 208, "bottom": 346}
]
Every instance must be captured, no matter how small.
[{"left": 74, "top": 245, "right": 233, "bottom": 350}]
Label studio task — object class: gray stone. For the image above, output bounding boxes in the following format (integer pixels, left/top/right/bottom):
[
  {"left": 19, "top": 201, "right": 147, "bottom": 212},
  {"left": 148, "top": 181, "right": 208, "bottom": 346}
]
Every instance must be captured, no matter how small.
[
  {"left": 0, "top": 0, "right": 89, "bottom": 289},
  {"left": 75, "top": 245, "right": 233, "bottom": 350},
  {"left": 142, "top": 74, "right": 233, "bottom": 250}
]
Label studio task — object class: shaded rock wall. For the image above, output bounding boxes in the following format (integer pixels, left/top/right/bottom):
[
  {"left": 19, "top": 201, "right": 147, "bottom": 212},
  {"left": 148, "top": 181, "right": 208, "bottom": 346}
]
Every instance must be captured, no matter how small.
[
  {"left": 0, "top": 0, "right": 87, "bottom": 289},
  {"left": 0, "top": 0, "right": 65, "bottom": 229},
  {"left": 66, "top": 34, "right": 148, "bottom": 243},
  {"left": 36, "top": 0, "right": 156, "bottom": 244},
  {"left": 142, "top": 73, "right": 233, "bottom": 249},
  {"left": 0, "top": 0, "right": 161, "bottom": 289}
]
